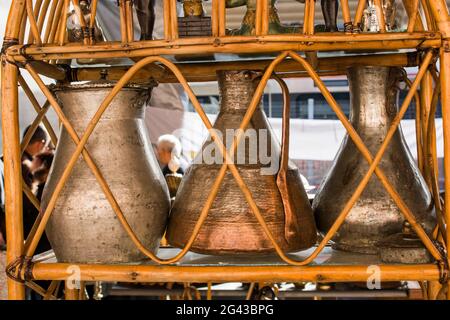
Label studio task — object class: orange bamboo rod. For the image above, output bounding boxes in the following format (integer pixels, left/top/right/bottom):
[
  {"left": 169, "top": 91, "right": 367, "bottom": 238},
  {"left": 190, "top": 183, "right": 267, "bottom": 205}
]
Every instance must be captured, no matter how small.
[
  {"left": 405, "top": 78, "right": 424, "bottom": 173},
  {"left": 118, "top": 0, "right": 127, "bottom": 43},
  {"left": 72, "top": 0, "right": 89, "bottom": 45},
  {"left": 373, "top": 0, "right": 386, "bottom": 32},
  {"left": 26, "top": 0, "right": 43, "bottom": 44},
  {"left": 407, "top": 0, "right": 421, "bottom": 32},
  {"left": 163, "top": 0, "right": 171, "bottom": 40},
  {"left": 125, "top": 0, "right": 134, "bottom": 42},
  {"left": 170, "top": 0, "right": 178, "bottom": 40},
  {"left": 441, "top": 51, "right": 450, "bottom": 300},
  {"left": 30, "top": 264, "right": 441, "bottom": 283},
  {"left": 20, "top": 101, "right": 51, "bottom": 154},
  {"left": 46, "top": 0, "right": 64, "bottom": 44},
  {"left": 353, "top": 0, "right": 367, "bottom": 30},
  {"left": 303, "top": 0, "right": 310, "bottom": 35},
  {"left": 36, "top": 0, "right": 51, "bottom": 36},
  {"left": 219, "top": 0, "right": 226, "bottom": 37},
  {"left": 261, "top": 0, "right": 270, "bottom": 35},
  {"left": 307, "top": 0, "right": 315, "bottom": 35},
  {"left": 2, "top": 0, "right": 27, "bottom": 300},
  {"left": 58, "top": 0, "right": 70, "bottom": 45},
  {"left": 18, "top": 75, "right": 58, "bottom": 145},
  {"left": 6, "top": 33, "right": 441, "bottom": 62},
  {"left": 341, "top": 0, "right": 352, "bottom": 32},
  {"left": 1, "top": 60, "right": 25, "bottom": 300},
  {"left": 212, "top": 0, "right": 219, "bottom": 37}
]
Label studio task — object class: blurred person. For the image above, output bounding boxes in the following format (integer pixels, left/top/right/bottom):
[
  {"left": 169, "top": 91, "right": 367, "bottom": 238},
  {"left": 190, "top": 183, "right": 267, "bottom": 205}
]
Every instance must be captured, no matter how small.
[
  {"left": 157, "top": 134, "right": 188, "bottom": 176},
  {"left": 0, "top": 125, "right": 52, "bottom": 254}
]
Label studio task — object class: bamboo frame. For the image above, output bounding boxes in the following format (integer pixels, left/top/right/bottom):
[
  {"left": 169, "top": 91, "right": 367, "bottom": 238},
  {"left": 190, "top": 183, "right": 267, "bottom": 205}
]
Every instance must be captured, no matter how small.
[{"left": 1, "top": 0, "right": 450, "bottom": 300}]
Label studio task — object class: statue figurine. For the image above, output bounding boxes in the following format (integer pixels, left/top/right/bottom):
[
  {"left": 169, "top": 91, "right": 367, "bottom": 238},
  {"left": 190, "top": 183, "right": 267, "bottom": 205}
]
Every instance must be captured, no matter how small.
[
  {"left": 177, "top": 0, "right": 212, "bottom": 37},
  {"left": 226, "top": 0, "right": 299, "bottom": 36},
  {"left": 296, "top": 0, "right": 339, "bottom": 32},
  {"left": 134, "top": 0, "right": 156, "bottom": 40},
  {"left": 362, "top": 0, "right": 398, "bottom": 32}
]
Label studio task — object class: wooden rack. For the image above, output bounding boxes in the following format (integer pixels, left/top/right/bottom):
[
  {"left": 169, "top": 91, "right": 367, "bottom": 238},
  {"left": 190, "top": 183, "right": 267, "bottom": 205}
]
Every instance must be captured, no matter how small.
[{"left": 1, "top": 0, "right": 449, "bottom": 300}]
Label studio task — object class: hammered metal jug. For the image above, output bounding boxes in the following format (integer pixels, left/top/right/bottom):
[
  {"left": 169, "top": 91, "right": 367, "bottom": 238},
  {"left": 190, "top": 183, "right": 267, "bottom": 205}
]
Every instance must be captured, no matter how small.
[
  {"left": 42, "top": 82, "right": 170, "bottom": 264},
  {"left": 167, "top": 70, "right": 317, "bottom": 254},
  {"left": 313, "top": 66, "right": 436, "bottom": 254}
]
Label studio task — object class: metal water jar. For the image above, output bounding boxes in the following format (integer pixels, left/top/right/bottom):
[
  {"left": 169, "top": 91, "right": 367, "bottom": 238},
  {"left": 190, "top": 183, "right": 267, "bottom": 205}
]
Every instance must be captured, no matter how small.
[
  {"left": 42, "top": 82, "right": 170, "bottom": 263},
  {"left": 313, "top": 66, "right": 436, "bottom": 254},
  {"left": 167, "top": 70, "right": 317, "bottom": 254}
]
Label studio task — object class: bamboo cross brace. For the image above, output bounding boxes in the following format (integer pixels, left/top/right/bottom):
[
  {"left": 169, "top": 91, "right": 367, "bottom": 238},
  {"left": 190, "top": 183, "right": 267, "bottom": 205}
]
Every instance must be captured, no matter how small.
[
  {"left": 20, "top": 101, "right": 51, "bottom": 154},
  {"left": 407, "top": 0, "right": 421, "bottom": 32},
  {"left": 26, "top": 0, "right": 42, "bottom": 45},
  {"left": 37, "top": 0, "right": 51, "bottom": 37},
  {"left": 353, "top": 0, "right": 367, "bottom": 29},
  {"left": 18, "top": 75, "right": 58, "bottom": 145}
]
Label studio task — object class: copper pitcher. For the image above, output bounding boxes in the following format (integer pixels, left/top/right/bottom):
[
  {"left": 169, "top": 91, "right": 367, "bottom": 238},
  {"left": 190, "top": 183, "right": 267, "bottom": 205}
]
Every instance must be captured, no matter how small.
[
  {"left": 167, "top": 70, "right": 317, "bottom": 254},
  {"left": 313, "top": 66, "right": 436, "bottom": 254}
]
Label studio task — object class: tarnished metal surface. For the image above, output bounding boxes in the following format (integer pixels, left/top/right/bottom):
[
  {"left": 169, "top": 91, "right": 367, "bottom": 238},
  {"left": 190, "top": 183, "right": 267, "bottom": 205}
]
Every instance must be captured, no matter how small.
[
  {"left": 313, "top": 66, "right": 436, "bottom": 254},
  {"left": 0, "top": 251, "right": 6, "bottom": 300},
  {"left": 167, "top": 70, "right": 317, "bottom": 254},
  {"left": 41, "top": 82, "right": 170, "bottom": 264}
]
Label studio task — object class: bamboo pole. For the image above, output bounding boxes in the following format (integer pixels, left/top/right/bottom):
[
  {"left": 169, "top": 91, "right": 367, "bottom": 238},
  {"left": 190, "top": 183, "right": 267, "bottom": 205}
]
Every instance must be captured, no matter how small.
[
  {"left": 261, "top": 0, "right": 270, "bottom": 35},
  {"left": 36, "top": 0, "right": 51, "bottom": 36},
  {"left": 73, "top": 52, "right": 417, "bottom": 83},
  {"left": 2, "top": 0, "right": 27, "bottom": 300},
  {"left": 7, "top": 33, "right": 441, "bottom": 62},
  {"left": 125, "top": 0, "right": 134, "bottom": 42},
  {"left": 47, "top": 0, "right": 64, "bottom": 44},
  {"left": 407, "top": 0, "right": 421, "bottom": 32},
  {"left": 18, "top": 75, "right": 58, "bottom": 145},
  {"left": 421, "top": 71, "right": 434, "bottom": 189},
  {"left": 212, "top": 0, "right": 219, "bottom": 37},
  {"left": 30, "top": 263, "right": 441, "bottom": 283},
  {"left": 256, "top": 0, "right": 263, "bottom": 35},
  {"left": 58, "top": 0, "right": 70, "bottom": 46},
  {"left": 163, "top": 0, "right": 171, "bottom": 40},
  {"left": 353, "top": 0, "right": 367, "bottom": 30},
  {"left": 303, "top": 0, "right": 310, "bottom": 35},
  {"left": 72, "top": 0, "right": 89, "bottom": 45},
  {"left": 440, "top": 50, "right": 450, "bottom": 300},
  {"left": 26, "top": 0, "right": 43, "bottom": 44},
  {"left": 373, "top": 0, "right": 386, "bottom": 32},
  {"left": 65, "top": 281, "right": 80, "bottom": 300},
  {"left": 170, "top": 0, "right": 178, "bottom": 40},
  {"left": 341, "top": 0, "right": 352, "bottom": 32},
  {"left": 219, "top": 0, "right": 226, "bottom": 37}
]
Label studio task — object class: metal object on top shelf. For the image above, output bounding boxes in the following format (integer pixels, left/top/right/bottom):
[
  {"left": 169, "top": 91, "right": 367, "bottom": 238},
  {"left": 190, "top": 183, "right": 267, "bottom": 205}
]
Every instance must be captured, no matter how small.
[
  {"left": 226, "top": 0, "right": 299, "bottom": 35},
  {"left": 134, "top": 0, "right": 156, "bottom": 40},
  {"left": 178, "top": 0, "right": 212, "bottom": 37},
  {"left": 167, "top": 70, "right": 317, "bottom": 255},
  {"left": 66, "top": 0, "right": 105, "bottom": 65},
  {"left": 41, "top": 81, "right": 171, "bottom": 264},
  {"left": 313, "top": 65, "right": 436, "bottom": 254}
]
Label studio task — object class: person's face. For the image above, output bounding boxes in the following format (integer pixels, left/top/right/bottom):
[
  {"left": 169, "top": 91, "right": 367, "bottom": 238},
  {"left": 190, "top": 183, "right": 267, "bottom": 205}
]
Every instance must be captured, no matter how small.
[
  {"left": 26, "top": 140, "right": 46, "bottom": 157},
  {"left": 157, "top": 146, "right": 172, "bottom": 165}
]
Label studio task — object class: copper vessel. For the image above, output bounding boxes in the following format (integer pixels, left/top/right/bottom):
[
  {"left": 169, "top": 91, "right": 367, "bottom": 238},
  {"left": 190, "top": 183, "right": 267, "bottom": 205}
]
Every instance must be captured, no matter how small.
[
  {"left": 167, "top": 70, "right": 317, "bottom": 254},
  {"left": 313, "top": 66, "right": 435, "bottom": 254},
  {"left": 42, "top": 82, "right": 170, "bottom": 264},
  {"left": 226, "top": 0, "right": 299, "bottom": 36}
]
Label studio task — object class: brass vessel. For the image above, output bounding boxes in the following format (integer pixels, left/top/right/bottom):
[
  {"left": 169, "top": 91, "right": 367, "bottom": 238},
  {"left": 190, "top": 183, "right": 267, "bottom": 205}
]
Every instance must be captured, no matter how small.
[
  {"left": 226, "top": 0, "right": 299, "bottom": 36},
  {"left": 313, "top": 66, "right": 435, "bottom": 254},
  {"left": 167, "top": 70, "right": 317, "bottom": 254},
  {"left": 42, "top": 82, "right": 170, "bottom": 264}
]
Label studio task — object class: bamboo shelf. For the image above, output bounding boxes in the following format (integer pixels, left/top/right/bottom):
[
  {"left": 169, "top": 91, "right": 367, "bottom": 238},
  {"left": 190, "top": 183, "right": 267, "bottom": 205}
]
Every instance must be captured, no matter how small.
[{"left": 1, "top": 0, "right": 450, "bottom": 300}]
